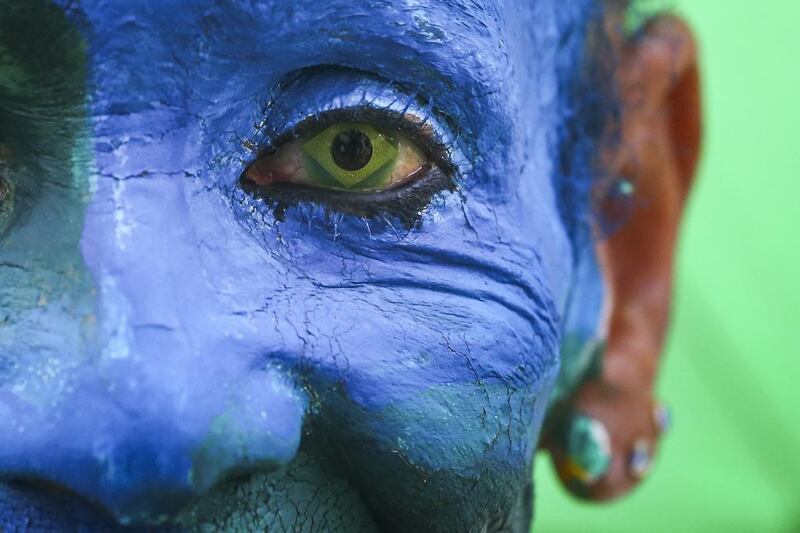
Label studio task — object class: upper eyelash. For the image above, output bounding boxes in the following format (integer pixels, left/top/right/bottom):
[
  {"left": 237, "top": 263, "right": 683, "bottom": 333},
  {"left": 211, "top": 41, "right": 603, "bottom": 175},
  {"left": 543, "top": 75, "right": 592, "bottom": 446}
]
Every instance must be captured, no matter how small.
[
  {"left": 239, "top": 108, "right": 459, "bottom": 224},
  {"left": 252, "top": 106, "right": 456, "bottom": 179},
  {"left": 246, "top": 68, "right": 465, "bottom": 177}
]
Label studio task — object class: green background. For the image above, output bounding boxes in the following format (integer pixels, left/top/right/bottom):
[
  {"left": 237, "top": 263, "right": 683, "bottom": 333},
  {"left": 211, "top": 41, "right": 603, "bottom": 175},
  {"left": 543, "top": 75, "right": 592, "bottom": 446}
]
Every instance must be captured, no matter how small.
[{"left": 534, "top": 1, "right": 800, "bottom": 531}]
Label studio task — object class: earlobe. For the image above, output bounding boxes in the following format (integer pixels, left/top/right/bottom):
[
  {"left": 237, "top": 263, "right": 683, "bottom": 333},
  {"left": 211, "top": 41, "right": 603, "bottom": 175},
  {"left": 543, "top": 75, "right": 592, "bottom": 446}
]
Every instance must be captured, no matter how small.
[{"left": 547, "top": 15, "right": 702, "bottom": 501}]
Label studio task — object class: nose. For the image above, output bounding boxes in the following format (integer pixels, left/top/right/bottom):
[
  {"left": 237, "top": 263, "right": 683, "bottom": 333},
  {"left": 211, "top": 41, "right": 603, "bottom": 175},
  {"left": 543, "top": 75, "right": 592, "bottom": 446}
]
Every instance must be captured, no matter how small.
[
  {"left": 0, "top": 366, "right": 307, "bottom": 524},
  {"left": 0, "top": 120, "right": 314, "bottom": 522},
  {"left": 0, "top": 162, "right": 313, "bottom": 523}
]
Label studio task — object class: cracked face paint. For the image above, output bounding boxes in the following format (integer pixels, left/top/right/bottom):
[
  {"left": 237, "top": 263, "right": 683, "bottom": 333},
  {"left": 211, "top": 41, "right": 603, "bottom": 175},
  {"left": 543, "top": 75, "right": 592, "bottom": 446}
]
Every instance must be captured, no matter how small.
[{"left": 0, "top": 0, "right": 606, "bottom": 531}]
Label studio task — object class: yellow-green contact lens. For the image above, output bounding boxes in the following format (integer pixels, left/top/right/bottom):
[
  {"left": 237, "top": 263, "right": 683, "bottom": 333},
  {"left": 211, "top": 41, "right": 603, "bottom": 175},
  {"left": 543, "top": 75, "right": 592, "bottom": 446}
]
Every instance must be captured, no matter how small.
[{"left": 301, "top": 123, "right": 399, "bottom": 191}]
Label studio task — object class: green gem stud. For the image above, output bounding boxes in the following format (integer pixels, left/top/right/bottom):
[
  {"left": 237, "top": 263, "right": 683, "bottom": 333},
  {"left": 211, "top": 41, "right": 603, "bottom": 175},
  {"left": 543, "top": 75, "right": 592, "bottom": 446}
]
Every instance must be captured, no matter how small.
[{"left": 563, "top": 414, "right": 612, "bottom": 485}]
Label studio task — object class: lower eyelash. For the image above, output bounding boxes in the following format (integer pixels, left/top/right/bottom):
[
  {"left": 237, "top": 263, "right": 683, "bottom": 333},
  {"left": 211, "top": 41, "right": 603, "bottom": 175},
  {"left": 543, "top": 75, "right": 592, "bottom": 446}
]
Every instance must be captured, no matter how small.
[{"left": 240, "top": 164, "right": 456, "bottom": 228}]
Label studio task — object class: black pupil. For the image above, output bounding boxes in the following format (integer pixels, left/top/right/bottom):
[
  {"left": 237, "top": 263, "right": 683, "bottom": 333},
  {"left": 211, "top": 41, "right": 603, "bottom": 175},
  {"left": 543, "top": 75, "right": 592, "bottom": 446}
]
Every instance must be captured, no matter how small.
[{"left": 330, "top": 129, "right": 373, "bottom": 171}]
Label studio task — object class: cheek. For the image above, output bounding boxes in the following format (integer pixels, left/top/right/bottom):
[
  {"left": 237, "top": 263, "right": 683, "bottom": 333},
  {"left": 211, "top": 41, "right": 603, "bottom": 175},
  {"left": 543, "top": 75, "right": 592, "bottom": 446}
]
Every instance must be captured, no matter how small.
[
  {"left": 274, "top": 278, "right": 559, "bottom": 531},
  {"left": 0, "top": 169, "right": 95, "bottom": 395},
  {"left": 296, "top": 288, "right": 560, "bottom": 455},
  {"left": 240, "top": 195, "right": 563, "bottom": 445},
  {"left": 253, "top": 211, "right": 562, "bottom": 468}
]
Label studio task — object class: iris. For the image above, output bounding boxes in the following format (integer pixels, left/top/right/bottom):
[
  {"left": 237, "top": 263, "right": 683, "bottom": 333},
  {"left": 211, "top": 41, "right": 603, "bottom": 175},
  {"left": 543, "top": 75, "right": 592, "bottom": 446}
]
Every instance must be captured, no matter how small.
[{"left": 302, "top": 123, "right": 398, "bottom": 189}]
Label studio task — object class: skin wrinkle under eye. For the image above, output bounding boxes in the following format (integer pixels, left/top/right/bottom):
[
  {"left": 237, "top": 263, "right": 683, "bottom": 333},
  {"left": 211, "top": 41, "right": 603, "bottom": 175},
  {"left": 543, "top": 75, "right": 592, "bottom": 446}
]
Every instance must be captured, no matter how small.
[
  {"left": 0, "top": 1, "right": 604, "bottom": 531},
  {"left": 324, "top": 239, "right": 561, "bottom": 343}
]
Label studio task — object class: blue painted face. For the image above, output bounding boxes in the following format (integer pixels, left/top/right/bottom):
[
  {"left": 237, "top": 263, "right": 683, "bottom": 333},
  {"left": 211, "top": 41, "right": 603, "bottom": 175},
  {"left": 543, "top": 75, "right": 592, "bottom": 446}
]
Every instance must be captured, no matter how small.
[{"left": 0, "top": 0, "right": 607, "bottom": 530}]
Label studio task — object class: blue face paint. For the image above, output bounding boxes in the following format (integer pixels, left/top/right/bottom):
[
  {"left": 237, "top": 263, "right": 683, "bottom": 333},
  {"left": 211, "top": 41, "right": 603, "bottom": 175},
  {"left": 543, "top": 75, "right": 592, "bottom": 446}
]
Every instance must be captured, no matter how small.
[{"left": 0, "top": 0, "right": 608, "bottom": 530}]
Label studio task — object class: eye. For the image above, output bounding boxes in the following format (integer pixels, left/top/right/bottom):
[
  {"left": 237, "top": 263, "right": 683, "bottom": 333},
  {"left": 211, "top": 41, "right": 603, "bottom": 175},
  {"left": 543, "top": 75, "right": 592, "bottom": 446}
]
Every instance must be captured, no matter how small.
[{"left": 243, "top": 122, "right": 430, "bottom": 193}]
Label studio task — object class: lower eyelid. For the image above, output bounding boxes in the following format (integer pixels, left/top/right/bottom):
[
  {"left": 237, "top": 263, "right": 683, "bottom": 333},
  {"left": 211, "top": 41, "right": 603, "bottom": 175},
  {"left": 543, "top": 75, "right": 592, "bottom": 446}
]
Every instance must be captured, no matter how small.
[{"left": 240, "top": 163, "right": 453, "bottom": 227}]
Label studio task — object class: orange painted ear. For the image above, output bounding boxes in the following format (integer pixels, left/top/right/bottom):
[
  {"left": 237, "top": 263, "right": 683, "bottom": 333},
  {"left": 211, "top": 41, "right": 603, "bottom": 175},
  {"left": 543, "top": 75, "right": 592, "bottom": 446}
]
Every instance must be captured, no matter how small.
[{"left": 547, "top": 15, "right": 701, "bottom": 501}]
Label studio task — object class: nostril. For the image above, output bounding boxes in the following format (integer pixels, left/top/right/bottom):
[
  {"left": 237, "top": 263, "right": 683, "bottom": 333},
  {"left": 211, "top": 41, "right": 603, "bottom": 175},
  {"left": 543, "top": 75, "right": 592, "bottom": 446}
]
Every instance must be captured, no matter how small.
[
  {"left": 191, "top": 444, "right": 285, "bottom": 495},
  {"left": 188, "top": 374, "right": 308, "bottom": 494},
  {"left": 2, "top": 412, "right": 303, "bottom": 526}
]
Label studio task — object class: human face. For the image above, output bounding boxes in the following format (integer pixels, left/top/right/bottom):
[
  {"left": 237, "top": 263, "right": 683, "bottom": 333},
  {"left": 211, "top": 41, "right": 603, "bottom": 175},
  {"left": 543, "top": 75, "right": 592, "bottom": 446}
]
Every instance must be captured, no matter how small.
[{"left": 0, "top": 1, "right": 600, "bottom": 531}]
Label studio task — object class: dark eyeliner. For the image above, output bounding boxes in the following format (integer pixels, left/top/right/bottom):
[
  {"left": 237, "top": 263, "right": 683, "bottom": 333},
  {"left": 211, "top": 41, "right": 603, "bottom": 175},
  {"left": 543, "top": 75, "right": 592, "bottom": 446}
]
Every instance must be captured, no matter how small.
[
  {"left": 240, "top": 107, "right": 458, "bottom": 225},
  {"left": 242, "top": 165, "right": 455, "bottom": 225},
  {"left": 253, "top": 107, "right": 454, "bottom": 175}
]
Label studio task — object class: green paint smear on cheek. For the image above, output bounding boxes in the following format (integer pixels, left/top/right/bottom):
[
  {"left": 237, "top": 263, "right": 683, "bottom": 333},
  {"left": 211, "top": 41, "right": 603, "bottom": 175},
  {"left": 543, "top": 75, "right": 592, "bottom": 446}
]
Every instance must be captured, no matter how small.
[{"left": 0, "top": 0, "right": 96, "bottom": 399}]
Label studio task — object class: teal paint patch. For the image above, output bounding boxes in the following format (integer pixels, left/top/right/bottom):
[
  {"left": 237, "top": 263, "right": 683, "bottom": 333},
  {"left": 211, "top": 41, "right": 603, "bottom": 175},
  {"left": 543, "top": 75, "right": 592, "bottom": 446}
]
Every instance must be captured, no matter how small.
[
  {"left": 177, "top": 452, "right": 381, "bottom": 532},
  {"left": 0, "top": 0, "right": 96, "bottom": 403},
  {"left": 0, "top": 0, "right": 100, "bottom": 519},
  {"left": 305, "top": 374, "right": 557, "bottom": 532},
  {"left": 552, "top": 335, "right": 604, "bottom": 405}
]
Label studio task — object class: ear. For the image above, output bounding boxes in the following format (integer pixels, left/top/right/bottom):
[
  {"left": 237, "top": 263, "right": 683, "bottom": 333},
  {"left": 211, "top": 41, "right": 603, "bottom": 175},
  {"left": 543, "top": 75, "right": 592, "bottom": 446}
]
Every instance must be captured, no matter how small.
[{"left": 548, "top": 15, "right": 701, "bottom": 500}]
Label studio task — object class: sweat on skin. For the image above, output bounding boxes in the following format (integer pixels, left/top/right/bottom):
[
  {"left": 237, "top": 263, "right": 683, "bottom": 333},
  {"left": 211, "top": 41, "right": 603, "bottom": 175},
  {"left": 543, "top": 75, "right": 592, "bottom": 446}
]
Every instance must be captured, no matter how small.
[{"left": 0, "top": 0, "right": 612, "bottom": 531}]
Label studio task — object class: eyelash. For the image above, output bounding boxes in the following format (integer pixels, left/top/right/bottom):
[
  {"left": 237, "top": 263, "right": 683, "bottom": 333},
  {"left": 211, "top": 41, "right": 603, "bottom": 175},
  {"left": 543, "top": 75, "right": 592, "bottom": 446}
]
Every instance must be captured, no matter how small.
[{"left": 240, "top": 102, "right": 459, "bottom": 225}]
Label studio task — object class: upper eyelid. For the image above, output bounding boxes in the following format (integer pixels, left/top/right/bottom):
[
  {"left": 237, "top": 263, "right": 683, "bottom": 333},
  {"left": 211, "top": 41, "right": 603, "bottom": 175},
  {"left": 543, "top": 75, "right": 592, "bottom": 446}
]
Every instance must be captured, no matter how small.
[
  {"left": 261, "top": 107, "right": 452, "bottom": 176},
  {"left": 247, "top": 68, "right": 468, "bottom": 176}
]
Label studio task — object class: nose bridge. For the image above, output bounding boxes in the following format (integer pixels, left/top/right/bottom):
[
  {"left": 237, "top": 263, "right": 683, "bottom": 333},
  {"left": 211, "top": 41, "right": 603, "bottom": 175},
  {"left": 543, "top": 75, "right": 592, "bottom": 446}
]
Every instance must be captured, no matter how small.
[
  {"left": 80, "top": 172, "right": 227, "bottom": 417},
  {"left": 1, "top": 173, "right": 309, "bottom": 522},
  {"left": 82, "top": 171, "right": 203, "bottom": 329}
]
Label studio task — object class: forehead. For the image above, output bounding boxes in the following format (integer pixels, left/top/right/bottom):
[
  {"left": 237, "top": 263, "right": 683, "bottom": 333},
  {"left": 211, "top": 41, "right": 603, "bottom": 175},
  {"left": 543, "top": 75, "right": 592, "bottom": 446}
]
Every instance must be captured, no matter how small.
[
  {"left": 55, "top": 0, "right": 592, "bottom": 156},
  {"left": 63, "top": 0, "right": 567, "bottom": 65}
]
